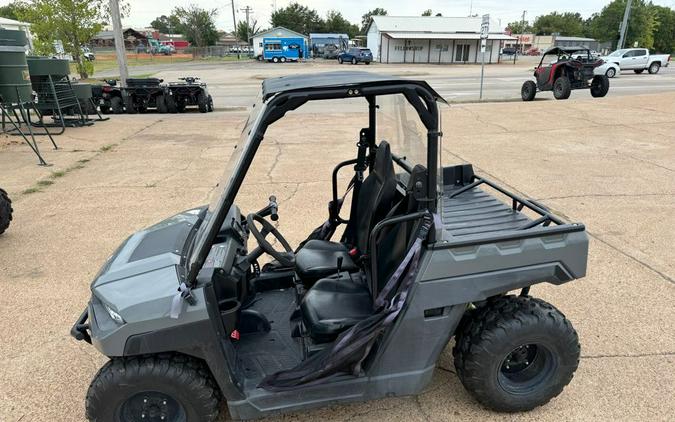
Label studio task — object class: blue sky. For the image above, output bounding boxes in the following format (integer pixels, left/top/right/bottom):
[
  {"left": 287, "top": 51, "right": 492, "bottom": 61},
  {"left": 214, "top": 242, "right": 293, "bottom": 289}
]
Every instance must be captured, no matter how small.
[{"left": 2, "top": 0, "right": 675, "bottom": 32}]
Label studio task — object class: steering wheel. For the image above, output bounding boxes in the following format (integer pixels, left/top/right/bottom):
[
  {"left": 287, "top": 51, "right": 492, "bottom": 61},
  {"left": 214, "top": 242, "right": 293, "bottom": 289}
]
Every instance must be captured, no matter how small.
[{"left": 246, "top": 213, "right": 295, "bottom": 267}]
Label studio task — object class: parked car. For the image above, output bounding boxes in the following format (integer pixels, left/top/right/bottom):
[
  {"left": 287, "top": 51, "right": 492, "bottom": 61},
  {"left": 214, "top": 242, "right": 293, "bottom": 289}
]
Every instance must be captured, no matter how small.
[
  {"left": 521, "top": 46, "right": 609, "bottom": 101},
  {"left": 601, "top": 48, "right": 671, "bottom": 74},
  {"left": 501, "top": 47, "right": 517, "bottom": 55},
  {"left": 595, "top": 61, "right": 620, "bottom": 78},
  {"left": 322, "top": 45, "right": 340, "bottom": 60},
  {"left": 337, "top": 47, "right": 372, "bottom": 65},
  {"left": 82, "top": 47, "right": 95, "bottom": 61}
]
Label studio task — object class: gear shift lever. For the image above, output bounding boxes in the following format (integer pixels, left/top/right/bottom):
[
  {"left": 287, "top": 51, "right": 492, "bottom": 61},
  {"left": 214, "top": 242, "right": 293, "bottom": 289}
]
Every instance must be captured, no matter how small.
[{"left": 336, "top": 256, "right": 343, "bottom": 277}]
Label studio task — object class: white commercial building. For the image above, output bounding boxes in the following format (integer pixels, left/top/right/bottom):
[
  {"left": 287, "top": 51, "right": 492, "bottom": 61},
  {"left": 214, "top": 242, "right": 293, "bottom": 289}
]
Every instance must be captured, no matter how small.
[{"left": 366, "top": 16, "right": 515, "bottom": 64}]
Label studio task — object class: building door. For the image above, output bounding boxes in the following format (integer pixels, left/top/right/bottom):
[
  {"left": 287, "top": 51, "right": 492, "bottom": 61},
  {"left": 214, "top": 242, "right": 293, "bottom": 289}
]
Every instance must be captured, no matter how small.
[{"left": 455, "top": 44, "right": 470, "bottom": 62}]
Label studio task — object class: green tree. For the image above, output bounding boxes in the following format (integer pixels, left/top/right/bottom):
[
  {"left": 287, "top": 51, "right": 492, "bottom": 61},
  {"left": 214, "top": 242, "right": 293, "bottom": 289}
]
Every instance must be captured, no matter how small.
[
  {"left": 236, "top": 19, "right": 261, "bottom": 42},
  {"left": 532, "top": 12, "right": 585, "bottom": 36},
  {"left": 270, "top": 2, "right": 324, "bottom": 35},
  {"left": 0, "top": 1, "right": 30, "bottom": 21},
  {"left": 150, "top": 14, "right": 181, "bottom": 34},
  {"left": 651, "top": 5, "right": 675, "bottom": 53},
  {"left": 360, "top": 7, "right": 387, "bottom": 33},
  {"left": 587, "top": 0, "right": 658, "bottom": 49},
  {"left": 18, "top": 0, "right": 107, "bottom": 78},
  {"left": 422, "top": 9, "right": 432, "bottom": 16},
  {"left": 324, "top": 10, "right": 359, "bottom": 39},
  {"left": 506, "top": 20, "right": 532, "bottom": 34},
  {"left": 172, "top": 5, "right": 219, "bottom": 47}
]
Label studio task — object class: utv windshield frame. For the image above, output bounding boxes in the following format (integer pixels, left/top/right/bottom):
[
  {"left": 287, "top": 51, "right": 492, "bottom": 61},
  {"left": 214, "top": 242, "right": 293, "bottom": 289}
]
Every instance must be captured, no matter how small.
[{"left": 186, "top": 71, "right": 446, "bottom": 285}]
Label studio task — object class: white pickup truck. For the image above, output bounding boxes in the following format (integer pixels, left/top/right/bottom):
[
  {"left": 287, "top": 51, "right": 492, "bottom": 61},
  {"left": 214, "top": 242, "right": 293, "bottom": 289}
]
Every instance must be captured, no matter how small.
[{"left": 602, "top": 48, "right": 671, "bottom": 74}]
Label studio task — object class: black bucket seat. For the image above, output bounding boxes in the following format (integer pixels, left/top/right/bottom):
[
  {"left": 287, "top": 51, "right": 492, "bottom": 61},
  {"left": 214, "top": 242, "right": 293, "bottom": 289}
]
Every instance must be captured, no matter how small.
[
  {"left": 300, "top": 165, "right": 426, "bottom": 342},
  {"left": 294, "top": 141, "right": 397, "bottom": 284}
]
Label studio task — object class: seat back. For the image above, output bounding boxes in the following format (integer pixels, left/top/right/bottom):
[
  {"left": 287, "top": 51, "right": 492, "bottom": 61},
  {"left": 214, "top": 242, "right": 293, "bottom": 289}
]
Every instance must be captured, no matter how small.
[
  {"left": 371, "top": 164, "right": 426, "bottom": 295},
  {"left": 345, "top": 141, "right": 397, "bottom": 253}
]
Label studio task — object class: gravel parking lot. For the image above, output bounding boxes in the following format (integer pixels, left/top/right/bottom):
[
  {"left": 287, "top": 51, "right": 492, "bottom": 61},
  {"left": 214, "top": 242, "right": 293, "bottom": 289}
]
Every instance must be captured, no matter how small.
[{"left": 0, "top": 64, "right": 673, "bottom": 421}]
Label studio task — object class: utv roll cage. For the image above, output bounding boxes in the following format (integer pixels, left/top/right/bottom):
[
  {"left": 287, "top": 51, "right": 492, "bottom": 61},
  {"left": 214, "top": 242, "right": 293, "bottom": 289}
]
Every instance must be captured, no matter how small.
[{"left": 187, "top": 72, "right": 446, "bottom": 284}]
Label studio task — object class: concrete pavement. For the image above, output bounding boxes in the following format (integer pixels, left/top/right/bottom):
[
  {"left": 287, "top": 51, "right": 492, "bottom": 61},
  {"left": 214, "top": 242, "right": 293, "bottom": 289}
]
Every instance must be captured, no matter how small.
[{"left": 0, "top": 79, "right": 673, "bottom": 421}]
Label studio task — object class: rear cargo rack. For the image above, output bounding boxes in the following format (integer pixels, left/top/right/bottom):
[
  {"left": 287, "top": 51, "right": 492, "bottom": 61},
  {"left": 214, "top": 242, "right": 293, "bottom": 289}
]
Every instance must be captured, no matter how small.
[{"left": 434, "top": 165, "right": 585, "bottom": 250}]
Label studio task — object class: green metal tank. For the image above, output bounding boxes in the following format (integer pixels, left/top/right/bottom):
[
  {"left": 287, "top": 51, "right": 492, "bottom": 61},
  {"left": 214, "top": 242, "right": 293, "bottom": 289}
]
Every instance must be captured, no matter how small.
[
  {"left": 26, "top": 56, "right": 70, "bottom": 78},
  {"left": 0, "top": 29, "right": 32, "bottom": 103},
  {"left": 71, "top": 83, "right": 93, "bottom": 99}
]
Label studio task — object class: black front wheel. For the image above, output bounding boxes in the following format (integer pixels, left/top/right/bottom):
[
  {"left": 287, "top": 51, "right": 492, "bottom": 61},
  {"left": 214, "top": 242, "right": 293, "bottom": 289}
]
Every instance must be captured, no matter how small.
[
  {"left": 553, "top": 76, "right": 571, "bottom": 100},
  {"left": 453, "top": 295, "right": 580, "bottom": 412},
  {"left": 0, "top": 188, "right": 13, "bottom": 235},
  {"left": 86, "top": 354, "right": 221, "bottom": 422},
  {"left": 521, "top": 80, "right": 536, "bottom": 101}
]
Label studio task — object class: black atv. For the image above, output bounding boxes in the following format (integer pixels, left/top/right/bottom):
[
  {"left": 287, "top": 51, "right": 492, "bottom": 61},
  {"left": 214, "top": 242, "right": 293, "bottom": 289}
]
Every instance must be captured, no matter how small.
[
  {"left": 124, "top": 78, "right": 170, "bottom": 114},
  {"left": 0, "top": 188, "right": 13, "bottom": 234},
  {"left": 92, "top": 80, "right": 125, "bottom": 115},
  {"left": 522, "top": 46, "right": 609, "bottom": 101},
  {"left": 167, "top": 77, "right": 213, "bottom": 113}
]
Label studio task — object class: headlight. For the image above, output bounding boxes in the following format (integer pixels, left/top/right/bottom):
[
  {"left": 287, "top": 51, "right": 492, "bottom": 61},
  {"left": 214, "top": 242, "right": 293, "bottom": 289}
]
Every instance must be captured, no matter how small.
[{"left": 103, "top": 302, "right": 125, "bottom": 324}]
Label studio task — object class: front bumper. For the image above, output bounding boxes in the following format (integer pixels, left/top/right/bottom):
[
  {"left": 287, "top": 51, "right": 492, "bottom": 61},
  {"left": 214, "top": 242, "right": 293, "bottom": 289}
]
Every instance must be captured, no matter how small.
[{"left": 71, "top": 307, "right": 91, "bottom": 343}]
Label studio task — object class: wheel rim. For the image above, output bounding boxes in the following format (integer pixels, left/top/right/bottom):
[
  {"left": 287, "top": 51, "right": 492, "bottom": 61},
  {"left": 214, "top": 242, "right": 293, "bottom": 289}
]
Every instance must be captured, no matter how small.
[
  {"left": 497, "top": 344, "right": 557, "bottom": 395},
  {"left": 118, "top": 391, "right": 186, "bottom": 422},
  {"left": 607, "top": 68, "right": 615, "bottom": 77}
]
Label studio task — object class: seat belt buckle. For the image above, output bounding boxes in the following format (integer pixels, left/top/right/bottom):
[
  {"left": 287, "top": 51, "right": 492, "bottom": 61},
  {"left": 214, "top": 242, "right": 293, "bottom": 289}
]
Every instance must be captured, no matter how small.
[
  {"left": 230, "top": 329, "right": 240, "bottom": 341},
  {"left": 348, "top": 248, "right": 358, "bottom": 257}
]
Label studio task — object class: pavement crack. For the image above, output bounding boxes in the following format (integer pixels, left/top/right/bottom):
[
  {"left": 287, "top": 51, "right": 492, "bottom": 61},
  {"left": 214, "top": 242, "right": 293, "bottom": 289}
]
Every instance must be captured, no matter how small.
[
  {"left": 581, "top": 351, "right": 675, "bottom": 359},
  {"left": 586, "top": 230, "right": 674, "bottom": 285},
  {"left": 414, "top": 395, "right": 433, "bottom": 421},
  {"left": 538, "top": 192, "right": 674, "bottom": 201},
  {"left": 460, "top": 106, "right": 509, "bottom": 133},
  {"left": 265, "top": 138, "right": 283, "bottom": 182}
]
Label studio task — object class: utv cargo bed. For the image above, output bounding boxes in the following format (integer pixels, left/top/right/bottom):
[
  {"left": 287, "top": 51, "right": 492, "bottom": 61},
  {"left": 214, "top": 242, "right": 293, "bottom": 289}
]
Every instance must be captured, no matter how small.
[{"left": 418, "top": 164, "right": 588, "bottom": 300}]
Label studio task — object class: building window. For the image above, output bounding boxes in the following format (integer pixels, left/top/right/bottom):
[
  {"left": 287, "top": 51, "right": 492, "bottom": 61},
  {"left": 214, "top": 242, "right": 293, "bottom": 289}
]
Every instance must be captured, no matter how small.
[
  {"left": 455, "top": 44, "right": 470, "bottom": 62},
  {"left": 265, "top": 43, "right": 282, "bottom": 51}
]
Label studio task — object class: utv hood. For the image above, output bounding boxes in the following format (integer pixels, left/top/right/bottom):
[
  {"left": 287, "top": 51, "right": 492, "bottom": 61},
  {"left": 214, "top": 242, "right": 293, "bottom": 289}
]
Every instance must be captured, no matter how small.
[{"left": 90, "top": 208, "right": 203, "bottom": 319}]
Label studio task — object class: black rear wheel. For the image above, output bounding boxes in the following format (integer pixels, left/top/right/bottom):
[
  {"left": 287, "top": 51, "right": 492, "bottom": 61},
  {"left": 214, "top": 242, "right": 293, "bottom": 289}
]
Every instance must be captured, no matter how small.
[
  {"left": 110, "top": 96, "right": 124, "bottom": 114},
  {"left": 85, "top": 354, "right": 221, "bottom": 422},
  {"left": 0, "top": 188, "right": 13, "bottom": 235},
  {"left": 207, "top": 95, "right": 214, "bottom": 112},
  {"left": 553, "top": 76, "right": 571, "bottom": 100},
  {"left": 634, "top": 69, "right": 644, "bottom": 74},
  {"left": 453, "top": 295, "right": 580, "bottom": 412},
  {"left": 590, "top": 75, "right": 610, "bottom": 98},
  {"left": 648, "top": 62, "right": 660, "bottom": 74},
  {"left": 521, "top": 80, "right": 536, "bottom": 101},
  {"left": 197, "top": 92, "right": 208, "bottom": 113}
]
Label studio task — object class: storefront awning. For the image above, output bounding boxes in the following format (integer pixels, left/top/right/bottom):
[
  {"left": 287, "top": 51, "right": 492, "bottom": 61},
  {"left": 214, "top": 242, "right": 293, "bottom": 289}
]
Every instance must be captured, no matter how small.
[{"left": 383, "top": 32, "right": 516, "bottom": 41}]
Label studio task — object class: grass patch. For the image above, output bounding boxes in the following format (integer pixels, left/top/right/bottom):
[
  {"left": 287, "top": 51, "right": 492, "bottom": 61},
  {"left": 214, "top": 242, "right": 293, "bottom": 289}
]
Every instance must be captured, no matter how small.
[
  {"left": 78, "top": 158, "right": 91, "bottom": 164},
  {"left": 36, "top": 180, "right": 54, "bottom": 187},
  {"left": 50, "top": 170, "right": 66, "bottom": 178},
  {"left": 22, "top": 187, "right": 42, "bottom": 194},
  {"left": 99, "top": 144, "right": 116, "bottom": 152}
]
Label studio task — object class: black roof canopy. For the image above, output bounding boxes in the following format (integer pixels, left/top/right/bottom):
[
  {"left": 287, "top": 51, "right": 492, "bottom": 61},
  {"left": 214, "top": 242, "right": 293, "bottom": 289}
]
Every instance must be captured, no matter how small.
[
  {"left": 543, "top": 46, "right": 591, "bottom": 55},
  {"left": 261, "top": 71, "right": 445, "bottom": 102}
]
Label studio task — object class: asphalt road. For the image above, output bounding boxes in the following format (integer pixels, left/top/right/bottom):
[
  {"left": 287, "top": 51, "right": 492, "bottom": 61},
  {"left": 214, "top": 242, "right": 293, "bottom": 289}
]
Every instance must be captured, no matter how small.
[{"left": 96, "top": 58, "right": 675, "bottom": 107}]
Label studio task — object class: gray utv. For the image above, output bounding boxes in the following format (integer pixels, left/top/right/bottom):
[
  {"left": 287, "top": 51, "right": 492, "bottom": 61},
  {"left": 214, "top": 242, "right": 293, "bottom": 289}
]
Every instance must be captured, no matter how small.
[{"left": 72, "top": 71, "right": 588, "bottom": 421}]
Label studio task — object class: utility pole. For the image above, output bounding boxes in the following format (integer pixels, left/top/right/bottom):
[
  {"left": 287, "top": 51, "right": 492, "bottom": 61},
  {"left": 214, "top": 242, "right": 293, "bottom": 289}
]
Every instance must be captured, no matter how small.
[
  {"left": 230, "top": 0, "right": 237, "bottom": 38},
  {"left": 240, "top": 6, "right": 253, "bottom": 44},
  {"left": 514, "top": 10, "right": 526, "bottom": 64},
  {"left": 109, "top": 0, "right": 128, "bottom": 87},
  {"left": 617, "top": 0, "right": 633, "bottom": 49}
]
